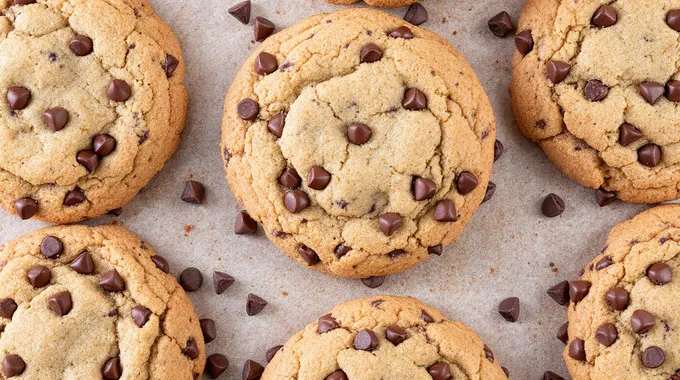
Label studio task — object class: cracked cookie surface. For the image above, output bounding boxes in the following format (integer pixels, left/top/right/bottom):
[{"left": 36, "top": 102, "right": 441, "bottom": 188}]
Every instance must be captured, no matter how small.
[
  {"left": 565, "top": 205, "right": 680, "bottom": 379},
  {"left": 221, "top": 8, "right": 495, "bottom": 278},
  {"left": 0, "top": 225, "right": 205, "bottom": 379},
  {"left": 0, "top": 0, "right": 187, "bottom": 223},
  {"left": 511, "top": 0, "right": 680, "bottom": 204},
  {"left": 324, "top": 0, "right": 421, "bottom": 8},
  {"left": 263, "top": 295, "right": 507, "bottom": 380}
]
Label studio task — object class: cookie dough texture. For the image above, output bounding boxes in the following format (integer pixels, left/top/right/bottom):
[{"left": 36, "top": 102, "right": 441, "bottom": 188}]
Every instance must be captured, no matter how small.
[
  {"left": 324, "top": 0, "right": 420, "bottom": 8},
  {"left": 221, "top": 8, "right": 495, "bottom": 278},
  {"left": 565, "top": 205, "right": 680, "bottom": 379},
  {"left": 0, "top": 225, "right": 205, "bottom": 379},
  {"left": 512, "top": 0, "right": 680, "bottom": 203},
  {"left": 0, "top": 0, "right": 187, "bottom": 223},
  {"left": 263, "top": 296, "right": 507, "bottom": 379}
]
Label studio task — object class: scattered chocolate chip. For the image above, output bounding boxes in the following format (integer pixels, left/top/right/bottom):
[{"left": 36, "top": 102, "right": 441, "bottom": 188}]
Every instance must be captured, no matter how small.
[
  {"left": 298, "top": 245, "right": 320, "bottom": 266},
  {"left": 556, "top": 322, "right": 569, "bottom": 344},
  {"left": 317, "top": 314, "right": 339, "bottom": 334},
  {"left": 63, "top": 187, "right": 86, "bottom": 206},
  {"left": 150, "top": 255, "right": 170, "bottom": 274},
  {"left": 642, "top": 346, "right": 665, "bottom": 368},
  {"left": 0, "top": 298, "right": 17, "bottom": 319},
  {"left": 456, "top": 172, "right": 478, "bottom": 195},
  {"left": 266, "top": 345, "right": 282, "bottom": 363},
  {"left": 594, "top": 188, "right": 617, "bottom": 207},
  {"left": 7, "top": 87, "right": 30, "bottom": 110},
  {"left": 428, "top": 244, "right": 443, "bottom": 256},
  {"left": 413, "top": 177, "right": 436, "bottom": 201},
  {"left": 107, "top": 79, "right": 131, "bottom": 102},
  {"left": 70, "top": 35, "right": 93, "bottom": 56},
  {"left": 542, "top": 194, "right": 565, "bottom": 217},
  {"left": 640, "top": 82, "right": 665, "bottom": 105},
  {"left": 43, "top": 107, "right": 69, "bottom": 131},
  {"left": 308, "top": 166, "right": 331, "bottom": 190},
  {"left": 403, "top": 88, "right": 427, "bottom": 110},
  {"left": 584, "top": 80, "right": 608, "bottom": 101},
  {"left": 483, "top": 345, "right": 495, "bottom": 362},
  {"left": 547, "top": 61, "right": 571, "bottom": 84},
  {"left": 428, "top": 363, "right": 452, "bottom": 380},
  {"left": 41, "top": 236, "right": 63, "bottom": 259},
  {"left": 213, "top": 271, "right": 235, "bottom": 294},
  {"left": 279, "top": 168, "right": 301, "bottom": 188},
  {"left": 595, "top": 323, "right": 618, "bottom": 346},
  {"left": 325, "top": 370, "right": 348, "bottom": 380},
  {"left": 76, "top": 150, "right": 99, "bottom": 172},
  {"left": 100, "top": 269, "right": 125, "bottom": 292},
  {"left": 3, "top": 355, "right": 25, "bottom": 377},
  {"left": 434, "top": 200, "right": 457, "bottom": 222},
  {"left": 498, "top": 297, "right": 520, "bottom": 322},
  {"left": 605, "top": 287, "right": 629, "bottom": 311},
  {"left": 378, "top": 213, "right": 402, "bottom": 236},
  {"left": 235, "top": 211, "right": 258, "bottom": 234},
  {"left": 246, "top": 293, "right": 267, "bottom": 316},
  {"left": 183, "top": 337, "right": 199, "bottom": 359},
  {"left": 569, "top": 280, "right": 591, "bottom": 304},
  {"left": 543, "top": 372, "right": 565, "bottom": 380},
  {"left": 361, "top": 276, "right": 385, "bottom": 289},
  {"left": 514, "top": 30, "right": 534, "bottom": 55},
  {"left": 27, "top": 265, "right": 51, "bottom": 288},
  {"left": 592, "top": 4, "right": 618, "bottom": 27},
  {"left": 647, "top": 262, "right": 672, "bottom": 285},
  {"left": 360, "top": 43, "right": 383, "bottom": 63},
  {"left": 568, "top": 338, "right": 586, "bottom": 361},
  {"left": 334, "top": 244, "right": 351, "bottom": 258},
  {"left": 228, "top": 0, "right": 251, "bottom": 24},
  {"left": 206, "top": 354, "right": 229, "bottom": 379},
  {"left": 131, "top": 306, "right": 152, "bottom": 327},
  {"left": 595, "top": 256, "right": 613, "bottom": 271},
  {"left": 547, "top": 281, "right": 570, "bottom": 306},
  {"left": 93, "top": 134, "right": 116, "bottom": 156},
  {"left": 494, "top": 140, "right": 504, "bottom": 161},
  {"left": 488, "top": 11, "right": 514, "bottom": 38},
  {"left": 179, "top": 267, "right": 203, "bottom": 292},
  {"left": 389, "top": 26, "right": 414, "bottom": 39},
  {"left": 284, "top": 190, "right": 310, "bottom": 213},
  {"left": 404, "top": 3, "right": 428, "bottom": 25},
  {"left": 631, "top": 309, "right": 655, "bottom": 334},
  {"left": 237, "top": 99, "right": 259, "bottom": 121},
  {"left": 254, "top": 17, "right": 275, "bottom": 42},
  {"left": 353, "top": 329, "right": 378, "bottom": 351},
  {"left": 385, "top": 324, "right": 408, "bottom": 345},
  {"left": 242, "top": 360, "right": 264, "bottom": 380},
  {"left": 268, "top": 113, "right": 286, "bottom": 137},
  {"left": 181, "top": 180, "right": 206, "bottom": 204},
  {"left": 163, "top": 55, "right": 180, "bottom": 77},
  {"left": 347, "top": 123, "right": 372, "bottom": 145},
  {"left": 200, "top": 318, "right": 217, "bottom": 342},
  {"left": 254, "top": 52, "right": 278, "bottom": 75},
  {"left": 483, "top": 182, "right": 496, "bottom": 202}
]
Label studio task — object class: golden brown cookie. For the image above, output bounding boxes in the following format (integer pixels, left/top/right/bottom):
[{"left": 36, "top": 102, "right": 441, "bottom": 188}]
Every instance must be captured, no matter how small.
[
  {"left": 221, "top": 8, "right": 495, "bottom": 278},
  {"left": 0, "top": 0, "right": 187, "bottom": 223},
  {"left": 263, "top": 296, "right": 507, "bottom": 379},
  {"left": 511, "top": 0, "right": 680, "bottom": 204},
  {"left": 564, "top": 205, "right": 680, "bottom": 379},
  {"left": 0, "top": 225, "right": 205, "bottom": 379},
  {"left": 324, "top": 0, "right": 420, "bottom": 8}
]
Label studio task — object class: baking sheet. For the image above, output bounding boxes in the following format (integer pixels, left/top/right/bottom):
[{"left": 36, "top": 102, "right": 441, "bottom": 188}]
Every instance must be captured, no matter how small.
[{"left": 0, "top": 0, "right": 653, "bottom": 378}]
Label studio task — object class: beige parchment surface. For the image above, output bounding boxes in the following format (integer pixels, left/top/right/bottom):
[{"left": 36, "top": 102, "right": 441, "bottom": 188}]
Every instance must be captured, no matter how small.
[{"left": 0, "top": 0, "right": 653, "bottom": 378}]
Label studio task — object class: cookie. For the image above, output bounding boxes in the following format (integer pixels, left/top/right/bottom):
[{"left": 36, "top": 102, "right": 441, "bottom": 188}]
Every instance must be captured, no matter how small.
[
  {"left": 263, "top": 295, "right": 507, "bottom": 379},
  {"left": 0, "top": 0, "right": 187, "bottom": 223},
  {"left": 324, "top": 0, "right": 421, "bottom": 8},
  {"left": 0, "top": 225, "right": 205, "bottom": 379},
  {"left": 221, "top": 8, "right": 495, "bottom": 278},
  {"left": 511, "top": 0, "right": 680, "bottom": 204},
  {"left": 564, "top": 205, "right": 680, "bottom": 379}
]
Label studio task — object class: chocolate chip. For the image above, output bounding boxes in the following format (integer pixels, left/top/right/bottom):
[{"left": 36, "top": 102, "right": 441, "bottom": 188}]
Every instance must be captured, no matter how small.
[
  {"left": 0, "top": 299, "right": 17, "bottom": 319},
  {"left": 483, "top": 345, "right": 495, "bottom": 362},
  {"left": 568, "top": 338, "right": 586, "bottom": 361},
  {"left": 76, "top": 150, "right": 99, "bottom": 172},
  {"left": 404, "top": 3, "right": 428, "bottom": 25},
  {"left": 378, "top": 213, "right": 402, "bottom": 236},
  {"left": 488, "top": 11, "right": 514, "bottom": 37},
  {"left": 93, "top": 134, "right": 116, "bottom": 156},
  {"left": 421, "top": 310, "right": 435, "bottom": 323},
  {"left": 107, "top": 79, "right": 131, "bottom": 102},
  {"left": 179, "top": 268, "right": 203, "bottom": 292},
  {"left": 556, "top": 322, "right": 569, "bottom": 344},
  {"left": 254, "top": 52, "right": 278, "bottom": 75},
  {"left": 592, "top": 4, "right": 618, "bottom": 27},
  {"left": 206, "top": 354, "right": 229, "bottom": 378},
  {"left": 268, "top": 113, "right": 286, "bottom": 137},
  {"left": 279, "top": 168, "right": 301, "bottom": 188},
  {"left": 385, "top": 324, "right": 408, "bottom": 345},
  {"left": 595, "top": 256, "right": 613, "bottom": 271},
  {"left": 246, "top": 293, "right": 267, "bottom": 316},
  {"left": 514, "top": 30, "right": 533, "bottom": 55},
  {"left": 403, "top": 88, "right": 427, "bottom": 110},
  {"left": 667, "top": 80, "right": 680, "bottom": 102},
  {"left": 284, "top": 190, "right": 310, "bottom": 213},
  {"left": 667, "top": 10, "right": 680, "bottom": 32},
  {"left": 605, "top": 287, "right": 629, "bottom": 311},
  {"left": 163, "top": 55, "right": 180, "bottom": 77},
  {"left": 3, "top": 355, "right": 25, "bottom": 377},
  {"left": 494, "top": 140, "right": 504, "bottom": 161},
  {"left": 361, "top": 276, "right": 385, "bottom": 289},
  {"left": 183, "top": 337, "right": 199, "bottom": 359},
  {"left": 7, "top": 87, "right": 30, "bottom": 110},
  {"left": 48, "top": 291, "right": 72, "bottom": 316},
  {"left": 228, "top": 0, "right": 251, "bottom": 24},
  {"left": 150, "top": 255, "right": 170, "bottom": 274},
  {"left": 456, "top": 172, "right": 478, "bottom": 195},
  {"left": 27, "top": 265, "right": 50, "bottom": 288},
  {"left": 102, "top": 357, "right": 123, "bottom": 380},
  {"left": 502, "top": 367, "right": 509, "bottom": 377},
  {"left": 413, "top": 177, "right": 436, "bottom": 201},
  {"left": 131, "top": 305, "right": 152, "bottom": 327},
  {"left": 638, "top": 144, "right": 662, "bottom": 167},
  {"left": 67, "top": 252, "right": 94, "bottom": 275},
  {"left": 70, "top": 35, "right": 93, "bottom": 56},
  {"left": 100, "top": 269, "right": 125, "bottom": 292},
  {"left": 360, "top": 43, "right": 383, "bottom": 63},
  {"left": 543, "top": 371, "right": 565, "bottom": 380},
  {"left": 428, "top": 244, "right": 443, "bottom": 256},
  {"left": 593, "top": 188, "right": 617, "bottom": 207},
  {"left": 325, "top": 370, "right": 348, "bottom": 380},
  {"left": 181, "top": 180, "right": 206, "bottom": 204},
  {"left": 389, "top": 26, "right": 414, "bottom": 39},
  {"left": 199, "top": 318, "right": 217, "bottom": 342},
  {"left": 317, "top": 314, "right": 339, "bottom": 334},
  {"left": 14, "top": 197, "right": 37, "bottom": 220},
  {"left": 498, "top": 297, "right": 520, "bottom": 322},
  {"left": 642, "top": 346, "right": 665, "bottom": 368},
  {"left": 41, "top": 236, "right": 63, "bottom": 259},
  {"left": 547, "top": 281, "right": 570, "bottom": 306},
  {"left": 64, "top": 187, "right": 86, "bottom": 206},
  {"left": 595, "top": 323, "right": 618, "bottom": 347},
  {"left": 347, "top": 123, "right": 372, "bottom": 145},
  {"left": 254, "top": 17, "right": 275, "bottom": 41},
  {"left": 547, "top": 61, "right": 571, "bottom": 84},
  {"left": 428, "top": 363, "right": 452, "bottom": 380},
  {"left": 213, "top": 271, "right": 235, "bottom": 294},
  {"left": 43, "top": 107, "right": 69, "bottom": 131},
  {"left": 353, "top": 329, "right": 378, "bottom": 351},
  {"left": 237, "top": 99, "right": 259, "bottom": 121},
  {"left": 541, "top": 193, "right": 565, "bottom": 217},
  {"left": 640, "top": 82, "right": 665, "bottom": 105},
  {"left": 631, "top": 309, "right": 655, "bottom": 334},
  {"left": 299, "top": 245, "right": 320, "bottom": 266},
  {"left": 569, "top": 280, "right": 591, "bottom": 304},
  {"left": 483, "top": 182, "right": 496, "bottom": 203},
  {"left": 266, "top": 345, "right": 282, "bottom": 362},
  {"left": 242, "top": 360, "right": 264, "bottom": 380},
  {"left": 235, "top": 211, "right": 258, "bottom": 234},
  {"left": 434, "top": 200, "right": 457, "bottom": 222},
  {"left": 648, "top": 262, "right": 672, "bottom": 285},
  {"left": 308, "top": 166, "right": 331, "bottom": 190},
  {"left": 334, "top": 244, "right": 351, "bottom": 258},
  {"left": 584, "top": 80, "right": 608, "bottom": 101}
]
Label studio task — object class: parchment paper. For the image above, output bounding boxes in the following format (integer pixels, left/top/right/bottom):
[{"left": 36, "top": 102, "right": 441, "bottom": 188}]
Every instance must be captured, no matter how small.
[{"left": 0, "top": 0, "right": 652, "bottom": 378}]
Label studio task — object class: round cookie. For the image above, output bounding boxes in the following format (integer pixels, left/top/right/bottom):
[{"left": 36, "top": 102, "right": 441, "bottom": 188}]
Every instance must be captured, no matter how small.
[
  {"left": 263, "top": 295, "right": 507, "bottom": 379},
  {"left": 511, "top": 0, "right": 680, "bottom": 204},
  {"left": 0, "top": 0, "right": 187, "bottom": 223},
  {"left": 221, "top": 8, "right": 495, "bottom": 278},
  {"left": 324, "top": 0, "right": 421, "bottom": 8},
  {"left": 0, "top": 225, "right": 205, "bottom": 379},
  {"left": 564, "top": 205, "right": 680, "bottom": 379}
]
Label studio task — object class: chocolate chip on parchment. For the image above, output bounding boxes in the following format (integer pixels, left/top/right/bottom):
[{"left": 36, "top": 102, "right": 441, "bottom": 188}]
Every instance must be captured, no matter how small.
[
  {"left": 347, "top": 123, "right": 372, "bottom": 145},
  {"left": 378, "top": 213, "right": 402, "bottom": 236},
  {"left": 254, "top": 17, "right": 275, "bottom": 42},
  {"left": 647, "top": 262, "right": 672, "bottom": 285},
  {"left": 605, "top": 287, "right": 629, "bottom": 311},
  {"left": 200, "top": 318, "right": 217, "bottom": 342},
  {"left": 181, "top": 180, "right": 206, "bottom": 204},
  {"left": 93, "top": 134, "right": 116, "bottom": 156},
  {"left": 41, "top": 236, "right": 63, "bottom": 259},
  {"left": 568, "top": 338, "right": 586, "bottom": 361},
  {"left": 404, "top": 3, "right": 428, "bottom": 25},
  {"left": 389, "top": 26, "right": 414, "bottom": 39},
  {"left": 360, "top": 43, "right": 383, "bottom": 63},
  {"left": 361, "top": 276, "right": 385, "bottom": 289},
  {"left": 325, "top": 370, "right": 348, "bottom": 380},
  {"left": 279, "top": 168, "right": 301, "bottom": 188},
  {"left": 543, "top": 372, "right": 565, "bottom": 380},
  {"left": 268, "top": 113, "right": 286, "bottom": 137},
  {"left": 64, "top": 187, "right": 86, "bottom": 206},
  {"left": 48, "top": 291, "right": 72, "bottom": 316},
  {"left": 592, "top": 4, "right": 618, "bottom": 27},
  {"left": 541, "top": 193, "right": 564, "bottom": 217},
  {"left": 228, "top": 0, "right": 251, "bottom": 24},
  {"left": 100, "top": 269, "right": 125, "bottom": 292},
  {"left": 488, "top": 11, "right": 514, "bottom": 38},
  {"left": 569, "top": 280, "right": 591, "bottom": 304},
  {"left": 246, "top": 293, "right": 267, "bottom": 316},
  {"left": 150, "top": 255, "right": 170, "bottom": 274},
  {"left": 556, "top": 322, "right": 569, "bottom": 344},
  {"left": 235, "top": 211, "right": 258, "bottom": 234},
  {"left": 237, "top": 99, "right": 259, "bottom": 121},
  {"left": 385, "top": 324, "right": 408, "bottom": 345},
  {"left": 514, "top": 30, "right": 533, "bottom": 55},
  {"left": 27, "top": 266, "right": 51, "bottom": 288},
  {"left": 456, "top": 172, "right": 478, "bottom": 195},
  {"left": 43, "top": 107, "right": 69, "bottom": 131},
  {"left": 403, "top": 88, "right": 427, "bottom": 110},
  {"left": 498, "top": 297, "right": 520, "bottom": 322},
  {"left": 299, "top": 245, "right": 320, "bottom": 266},
  {"left": 434, "top": 200, "right": 457, "bottom": 222},
  {"left": 70, "top": 35, "right": 93, "bottom": 56},
  {"left": 213, "top": 271, "right": 235, "bottom": 294},
  {"left": 179, "top": 267, "right": 203, "bottom": 292},
  {"left": 242, "top": 360, "right": 264, "bottom": 380},
  {"left": 7, "top": 87, "right": 30, "bottom": 110},
  {"left": 183, "top": 337, "right": 199, "bottom": 359},
  {"left": 413, "top": 177, "right": 436, "bottom": 201},
  {"left": 428, "top": 244, "right": 443, "bottom": 256},
  {"left": 546, "top": 61, "right": 571, "bottom": 84},
  {"left": 640, "top": 82, "right": 665, "bottom": 105},
  {"left": 631, "top": 309, "right": 655, "bottom": 334},
  {"left": 284, "top": 190, "right": 310, "bottom": 213},
  {"left": 638, "top": 144, "right": 661, "bottom": 167},
  {"left": 206, "top": 354, "right": 229, "bottom": 378},
  {"left": 353, "top": 329, "right": 378, "bottom": 351},
  {"left": 77, "top": 150, "right": 99, "bottom": 172},
  {"left": 107, "top": 79, "right": 131, "bottom": 102},
  {"left": 642, "top": 346, "right": 665, "bottom": 368},
  {"left": 2, "top": 354, "right": 25, "bottom": 377},
  {"left": 502, "top": 367, "right": 509, "bottom": 377},
  {"left": 308, "top": 166, "right": 331, "bottom": 190},
  {"left": 494, "top": 140, "right": 504, "bottom": 161},
  {"left": 483, "top": 182, "right": 496, "bottom": 203},
  {"left": 547, "top": 281, "right": 570, "bottom": 306},
  {"left": 70, "top": 252, "right": 95, "bottom": 274},
  {"left": 254, "top": 52, "right": 278, "bottom": 75},
  {"left": 317, "top": 314, "right": 339, "bottom": 334},
  {"left": 594, "top": 188, "right": 617, "bottom": 207},
  {"left": 428, "top": 363, "right": 452, "bottom": 380},
  {"left": 163, "top": 55, "right": 180, "bottom": 77},
  {"left": 595, "top": 323, "right": 618, "bottom": 347},
  {"left": 266, "top": 345, "right": 282, "bottom": 362}
]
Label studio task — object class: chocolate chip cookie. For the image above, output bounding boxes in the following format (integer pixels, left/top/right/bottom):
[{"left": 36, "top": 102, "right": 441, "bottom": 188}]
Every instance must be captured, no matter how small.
[
  {"left": 221, "top": 8, "right": 495, "bottom": 278},
  {"left": 565, "top": 205, "right": 680, "bottom": 379},
  {"left": 263, "top": 296, "right": 507, "bottom": 379},
  {"left": 0, "top": 225, "right": 205, "bottom": 379},
  {"left": 0, "top": 0, "right": 187, "bottom": 223},
  {"left": 324, "top": 0, "right": 421, "bottom": 8},
  {"left": 511, "top": 0, "right": 680, "bottom": 204}
]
